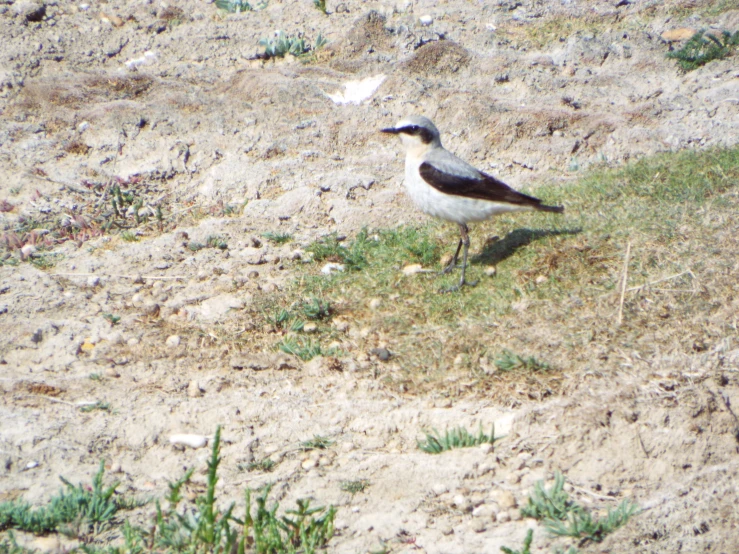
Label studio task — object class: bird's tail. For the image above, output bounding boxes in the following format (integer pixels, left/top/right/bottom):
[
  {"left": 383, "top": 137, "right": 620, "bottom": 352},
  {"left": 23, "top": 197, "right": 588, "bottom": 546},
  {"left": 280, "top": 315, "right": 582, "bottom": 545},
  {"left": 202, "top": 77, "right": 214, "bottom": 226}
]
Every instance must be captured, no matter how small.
[{"left": 537, "top": 204, "right": 564, "bottom": 214}]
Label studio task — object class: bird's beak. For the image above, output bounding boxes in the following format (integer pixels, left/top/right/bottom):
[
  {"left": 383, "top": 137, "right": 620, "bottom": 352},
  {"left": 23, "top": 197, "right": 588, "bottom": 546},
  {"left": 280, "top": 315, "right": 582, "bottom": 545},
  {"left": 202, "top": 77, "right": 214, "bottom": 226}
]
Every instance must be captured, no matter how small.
[{"left": 380, "top": 127, "right": 400, "bottom": 134}]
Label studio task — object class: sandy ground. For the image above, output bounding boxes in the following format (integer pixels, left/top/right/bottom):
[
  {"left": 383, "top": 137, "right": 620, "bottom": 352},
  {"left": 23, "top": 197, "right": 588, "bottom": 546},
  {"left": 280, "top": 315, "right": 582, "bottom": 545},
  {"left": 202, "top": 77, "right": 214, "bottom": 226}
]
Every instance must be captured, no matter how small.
[{"left": 1, "top": 0, "right": 739, "bottom": 552}]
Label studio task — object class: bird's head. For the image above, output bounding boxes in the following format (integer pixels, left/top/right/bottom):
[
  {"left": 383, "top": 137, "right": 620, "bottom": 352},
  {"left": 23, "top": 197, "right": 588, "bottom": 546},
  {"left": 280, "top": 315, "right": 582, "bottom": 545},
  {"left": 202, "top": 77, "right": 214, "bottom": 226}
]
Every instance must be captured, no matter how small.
[{"left": 381, "top": 115, "right": 441, "bottom": 151}]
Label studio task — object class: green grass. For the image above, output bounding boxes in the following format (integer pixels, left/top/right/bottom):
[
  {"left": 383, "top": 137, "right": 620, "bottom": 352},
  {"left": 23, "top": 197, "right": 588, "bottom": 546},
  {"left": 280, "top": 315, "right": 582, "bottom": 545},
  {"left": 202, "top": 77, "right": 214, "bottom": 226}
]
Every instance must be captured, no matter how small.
[
  {"left": 340, "top": 479, "right": 370, "bottom": 496},
  {"left": 417, "top": 424, "right": 499, "bottom": 454},
  {"left": 0, "top": 460, "right": 137, "bottom": 538},
  {"left": 80, "top": 401, "right": 111, "bottom": 413},
  {"left": 240, "top": 458, "right": 277, "bottom": 473},
  {"left": 495, "top": 350, "right": 551, "bottom": 372},
  {"left": 259, "top": 32, "right": 327, "bottom": 60},
  {"left": 300, "top": 435, "right": 334, "bottom": 451},
  {"left": 277, "top": 337, "right": 340, "bottom": 361},
  {"left": 521, "top": 472, "right": 640, "bottom": 546},
  {"left": 0, "top": 428, "right": 337, "bottom": 553},
  {"left": 262, "top": 232, "right": 293, "bottom": 244},
  {"left": 501, "top": 529, "right": 534, "bottom": 554},
  {"left": 103, "top": 313, "right": 121, "bottom": 326},
  {"left": 120, "top": 230, "right": 139, "bottom": 242},
  {"left": 215, "top": 0, "right": 268, "bottom": 12},
  {"left": 313, "top": 0, "right": 327, "bottom": 14},
  {"left": 300, "top": 297, "right": 331, "bottom": 320},
  {"left": 667, "top": 29, "right": 739, "bottom": 71}
]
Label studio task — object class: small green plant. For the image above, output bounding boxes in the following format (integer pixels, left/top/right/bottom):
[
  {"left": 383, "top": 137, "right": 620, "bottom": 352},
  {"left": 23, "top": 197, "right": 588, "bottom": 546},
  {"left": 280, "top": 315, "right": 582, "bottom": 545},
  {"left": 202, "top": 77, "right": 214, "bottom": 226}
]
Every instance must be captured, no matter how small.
[
  {"left": 313, "top": 0, "right": 327, "bottom": 15},
  {"left": 120, "top": 230, "right": 139, "bottom": 242},
  {"left": 546, "top": 500, "right": 640, "bottom": 543},
  {"left": 206, "top": 235, "right": 228, "bottom": 250},
  {"left": 262, "top": 232, "right": 292, "bottom": 244},
  {"left": 521, "top": 472, "right": 573, "bottom": 520},
  {"left": 301, "top": 297, "right": 331, "bottom": 320},
  {"left": 667, "top": 29, "right": 739, "bottom": 70},
  {"left": 188, "top": 241, "right": 205, "bottom": 252},
  {"left": 300, "top": 435, "right": 334, "bottom": 451},
  {"left": 215, "top": 0, "right": 268, "bottom": 12},
  {"left": 495, "top": 350, "right": 551, "bottom": 372},
  {"left": 80, "top": 401, "right": 111, "bottom": 413},
  {"left": 501, "top": 529, "right": 534, "bottom": 554},
  {"left": 268, "top": 308, "right": 305, "bottom": 332},
  {"left": 259, "top": 31, "right": 327, "bottom": 59},
  {"left": 88, "top": 373, "right": 103, "bottom": 381},
  {"left": 245, "top": 484, "right": 336, "bottom": 554},
  {"left": 0, "top": 460, "right": 133, "bottom": 537},
  {"left": 103, "top": 313, "right": 121, "bottom": 326},
  {"left": 522, "top": 473, "right": 640, "bottom": 546},
  {"left": 240, "top": 458, "right": 277, "bottom": 473},
  {"left": 29, "top": 254, "right": 56, "bottom": 270},
  {"left": 417, "top": 424, "right": 499, "bottom": 454},
  {"left": 340, "top": 479, "right": 370, "bottom": 496},
  {"left": 278, "top": 337, "right": 339, "bottom": 361}
]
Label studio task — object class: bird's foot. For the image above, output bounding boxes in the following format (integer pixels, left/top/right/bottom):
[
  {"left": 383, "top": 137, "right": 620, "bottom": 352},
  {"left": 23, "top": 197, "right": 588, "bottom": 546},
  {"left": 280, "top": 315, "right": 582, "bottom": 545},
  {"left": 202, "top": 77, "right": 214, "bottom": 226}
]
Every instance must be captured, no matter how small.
[
  {"left": 440, "top": 279, "right": 479, "bottom": 294},
  {"left": 439, "top": 263, "right": 460, "bottom": 276}
]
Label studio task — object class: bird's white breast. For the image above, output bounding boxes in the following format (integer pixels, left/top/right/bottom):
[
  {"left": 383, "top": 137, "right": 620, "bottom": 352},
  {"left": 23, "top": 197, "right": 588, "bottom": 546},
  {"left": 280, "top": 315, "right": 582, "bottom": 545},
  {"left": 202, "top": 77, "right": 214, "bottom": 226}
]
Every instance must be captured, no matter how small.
[{"left": 403, "top": 156, "right": 529, "bottom": 224}]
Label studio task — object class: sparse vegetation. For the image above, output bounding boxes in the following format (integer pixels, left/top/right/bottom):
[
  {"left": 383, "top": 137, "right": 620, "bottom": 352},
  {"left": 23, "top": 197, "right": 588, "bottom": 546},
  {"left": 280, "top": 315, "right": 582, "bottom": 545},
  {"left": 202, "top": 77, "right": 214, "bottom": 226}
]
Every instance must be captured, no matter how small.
[
  {"left": 102, "top": 313, "right": 121, "bottom": 326},
  {"left": 501, "top": 529, "right": 534, "bottom": 554},
  {"left": 300, "top": 435, "right": 334, "bottom": 451},
  {"left": 313, "top": 0, "right": 327, "bottom": 15},
  {"left": 120, "top": 230, "right": 139, "bottom": 242},
  {"left": 417, "top": 424, "right": 499, "bottom": 454},
  {"left": 262, "top": 231, "right": 292, "bottom": 244},
  {"left": 259, "top": 31, "right": 327, "bottom": 59},
  {"left": 300, "top": 297, "right": 331, "bottom": 320},
  {"left": 340, "top": 479, "right": 370, "bottom": 496},
  {"left": 667, "top": 29, "right": 739, "bottom": 70},
  {"left": 0, "top": 460, "right": 138, "bottom": 538},
  {"left": 80, "top": 401, "right": 111, "bottom": 413},
  {"left": 240, "top": 458, "right": 277, "bottom": 473},
  {"left": 0, "top": 428, "right": 337, "bottom": 553},
  {"left": 278, "top": 336, "right": 340, "bottom": 361},
  {"left": 521, "top": 472, "right": 640, "bottom": 546},
  {"left": 215, "top": 0, "right": 268, "bottom": 12},
  {"left": 495, "top": 350, "right": 551, "bottom": 373}
]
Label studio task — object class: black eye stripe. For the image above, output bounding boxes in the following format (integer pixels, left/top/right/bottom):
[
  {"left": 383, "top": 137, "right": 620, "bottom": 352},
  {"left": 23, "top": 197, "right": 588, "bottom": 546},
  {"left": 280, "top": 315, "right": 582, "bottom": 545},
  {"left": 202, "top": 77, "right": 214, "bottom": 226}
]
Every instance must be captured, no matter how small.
[{"left": 398, "top": 125, "right": 434, "bottom": 144}]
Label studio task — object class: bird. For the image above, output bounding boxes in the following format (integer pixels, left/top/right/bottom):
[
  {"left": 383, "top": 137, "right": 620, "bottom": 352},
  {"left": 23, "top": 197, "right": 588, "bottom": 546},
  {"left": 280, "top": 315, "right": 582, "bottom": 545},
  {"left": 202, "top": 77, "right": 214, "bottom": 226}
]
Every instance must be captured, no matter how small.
[{"left": 381, "top": 115, "right": 564, "bottom": 291}]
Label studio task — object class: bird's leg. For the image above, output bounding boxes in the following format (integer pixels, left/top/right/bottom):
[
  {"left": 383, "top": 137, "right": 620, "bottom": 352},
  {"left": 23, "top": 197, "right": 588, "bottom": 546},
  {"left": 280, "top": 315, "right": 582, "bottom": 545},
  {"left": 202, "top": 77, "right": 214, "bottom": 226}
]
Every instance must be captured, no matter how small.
[
  {"left": 440, "top": 235, "right": 463, "bottom": 275},
  {"left": 442, "top": 223, "right": 478, "bottom": 292}
]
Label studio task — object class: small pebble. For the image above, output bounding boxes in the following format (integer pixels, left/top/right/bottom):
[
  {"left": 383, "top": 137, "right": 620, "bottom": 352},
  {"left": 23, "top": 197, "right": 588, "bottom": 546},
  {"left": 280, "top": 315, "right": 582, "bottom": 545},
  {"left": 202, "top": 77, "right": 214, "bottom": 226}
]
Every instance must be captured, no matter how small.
[
  {"left": 495, "top": 490, "right": 517, "bottom": 509},
  {"left": 472, "top": 503, "right": 498, "bottom": 518},
  {"left": 432, "top": 483, "right": 449, "bottom": 496},
  {"left": 87, "top": 275, "right": 100, "bottom": 288},
  {"left": 332, "top": 319, "right": 349, "bottom": 332},
  {"left": 496, "top": 511, "right": 511, "bottom": 523},
  {"left": 187, "top": 380, "right": 202, "bottom": 398},
  {"left": 402, "top": 263, "right": 424, "bottom": 276},
  {"left": 25, "top": 461, "right": 39, "bottom": 470},
  {"left": 301, "top": 458, "right": 318, "bottom": 470},
  {"left": 484, "top": 266, "right": 497, "bottom": 277},
  {"left": 104, "top": 367, "right": 120, "bottom": 378},
  {"left": 20, "top": 244, "right": 36, "bottom": 260},
  {"left": 127, "top": 337, "right": 140, "bottom": 346},
  {"left": 166, "top": 335, "right": 181, "bottom": 348},
  {"left": 321, "top": 263, "right": 345, "bottom": 274},
  {"left": 304, "top": 322, "right": 318, "bottom": 333},
  {"left": 419, "top": 14, "right": 433, "bottom": 26},
  {"left": 370, "top": 347, "right": 391, "bottom": 361},
  {"left": 109, "top": 462, "right": 122, "bottom": 473},
  {"left": 440, "top": 524, "right": 454, "bottom": 536},
  {"left": 369, "top": 298, "right": 382, "bottom": 310},
  {"left": 479, "top": 443, "right": 494, "bottom": 455},
  {"left": 470, "top": 518, "right": 486, "bottom": 533},
  {"left": 535, "top": 275, "right": 547, "bottom": 284},
  {"left": 510, "top": 508, "right": 522, "bottom": 521},
  {"left": 169, "top": 434, "right": 208, "bottom": 449}
]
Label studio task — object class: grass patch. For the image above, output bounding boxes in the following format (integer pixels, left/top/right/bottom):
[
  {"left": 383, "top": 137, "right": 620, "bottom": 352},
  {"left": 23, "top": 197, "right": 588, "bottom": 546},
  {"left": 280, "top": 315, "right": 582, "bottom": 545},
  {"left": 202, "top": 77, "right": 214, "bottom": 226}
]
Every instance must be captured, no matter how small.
[
  {"left": 313, "top": 0, "right": 327, "bottom": 14},
  {"left": 262, "top": 232, "right": 292, "bottom": 244},
  {"left": 300, "top": 435, "right": 334, "bottom": 451},
  {"left": 340, "top": 479, "right": 370, "bottom": 496},
  {"left": 277, "top": 337, "right": 340, "bottom": 361},
  {"left": 495, "top": 350, "right": 551, "bottom": 372},
  {"left": 120, "top": 230, "right": 139, "bottom": 242},
  {"left": 215, "top": 0, "right": 268, "bottom": 12},
  {"left": 666, "top": 29, "right": 739, "bottom": 71},
  {"left": 240, "top": 458, "right": 277, "bottom": 473},
  {"left": 259, "top": 31, "right": 327, "bottom": 60},
  {"left": 0, "top": 460, "right": 138, "bottom": 538},
  {"left": 103, "top": 313, "right": 121, "bottom": 326},
  {"left": 2, "top": 427, "right": 338, "bottom": 553},
  {"left": 417, "top": 424, "right": 499, "bottom": 454},
  {"left": 521, "top": 472, "right": 640, "bottom": 547},
  {"left": 80, "top": 401, "right": 111, "bottom": 413}
]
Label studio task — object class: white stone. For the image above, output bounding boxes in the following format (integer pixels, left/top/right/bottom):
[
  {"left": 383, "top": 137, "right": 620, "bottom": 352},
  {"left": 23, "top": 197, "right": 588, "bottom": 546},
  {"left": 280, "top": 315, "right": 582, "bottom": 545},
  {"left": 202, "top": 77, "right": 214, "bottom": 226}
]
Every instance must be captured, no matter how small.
[
  {"left": 166, "top": 335, "right": 181, "bottom": 348},
  {"left": 321, "top": 262, "right": 345, "bottom": 275},
  {"left": 419, "top": 15, "right": 433, "bottom": 26},
  {"left": 169, "top": 434, "right": 208, "bottom": 449},
  {"left": 402, "top": 263, "right": 424, "bottom": 275},
  {"left": 432, "top": 483, "right": 449, "bottom": 496}
]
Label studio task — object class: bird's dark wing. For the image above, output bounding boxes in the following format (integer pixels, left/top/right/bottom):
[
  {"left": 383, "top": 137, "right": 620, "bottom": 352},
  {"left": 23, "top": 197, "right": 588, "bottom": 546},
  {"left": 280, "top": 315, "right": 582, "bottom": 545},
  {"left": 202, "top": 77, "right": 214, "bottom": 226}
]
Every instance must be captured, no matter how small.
[{"left": 418, "top": 162, "right": 563, "bottom": 213}]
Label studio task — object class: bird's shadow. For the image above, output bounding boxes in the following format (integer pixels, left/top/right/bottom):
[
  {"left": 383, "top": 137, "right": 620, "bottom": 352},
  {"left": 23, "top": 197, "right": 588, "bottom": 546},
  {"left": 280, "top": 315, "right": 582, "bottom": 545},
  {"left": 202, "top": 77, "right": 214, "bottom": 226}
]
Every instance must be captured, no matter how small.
[{"left": 471, "top": 228, "right": 582, "bottom": 266}]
